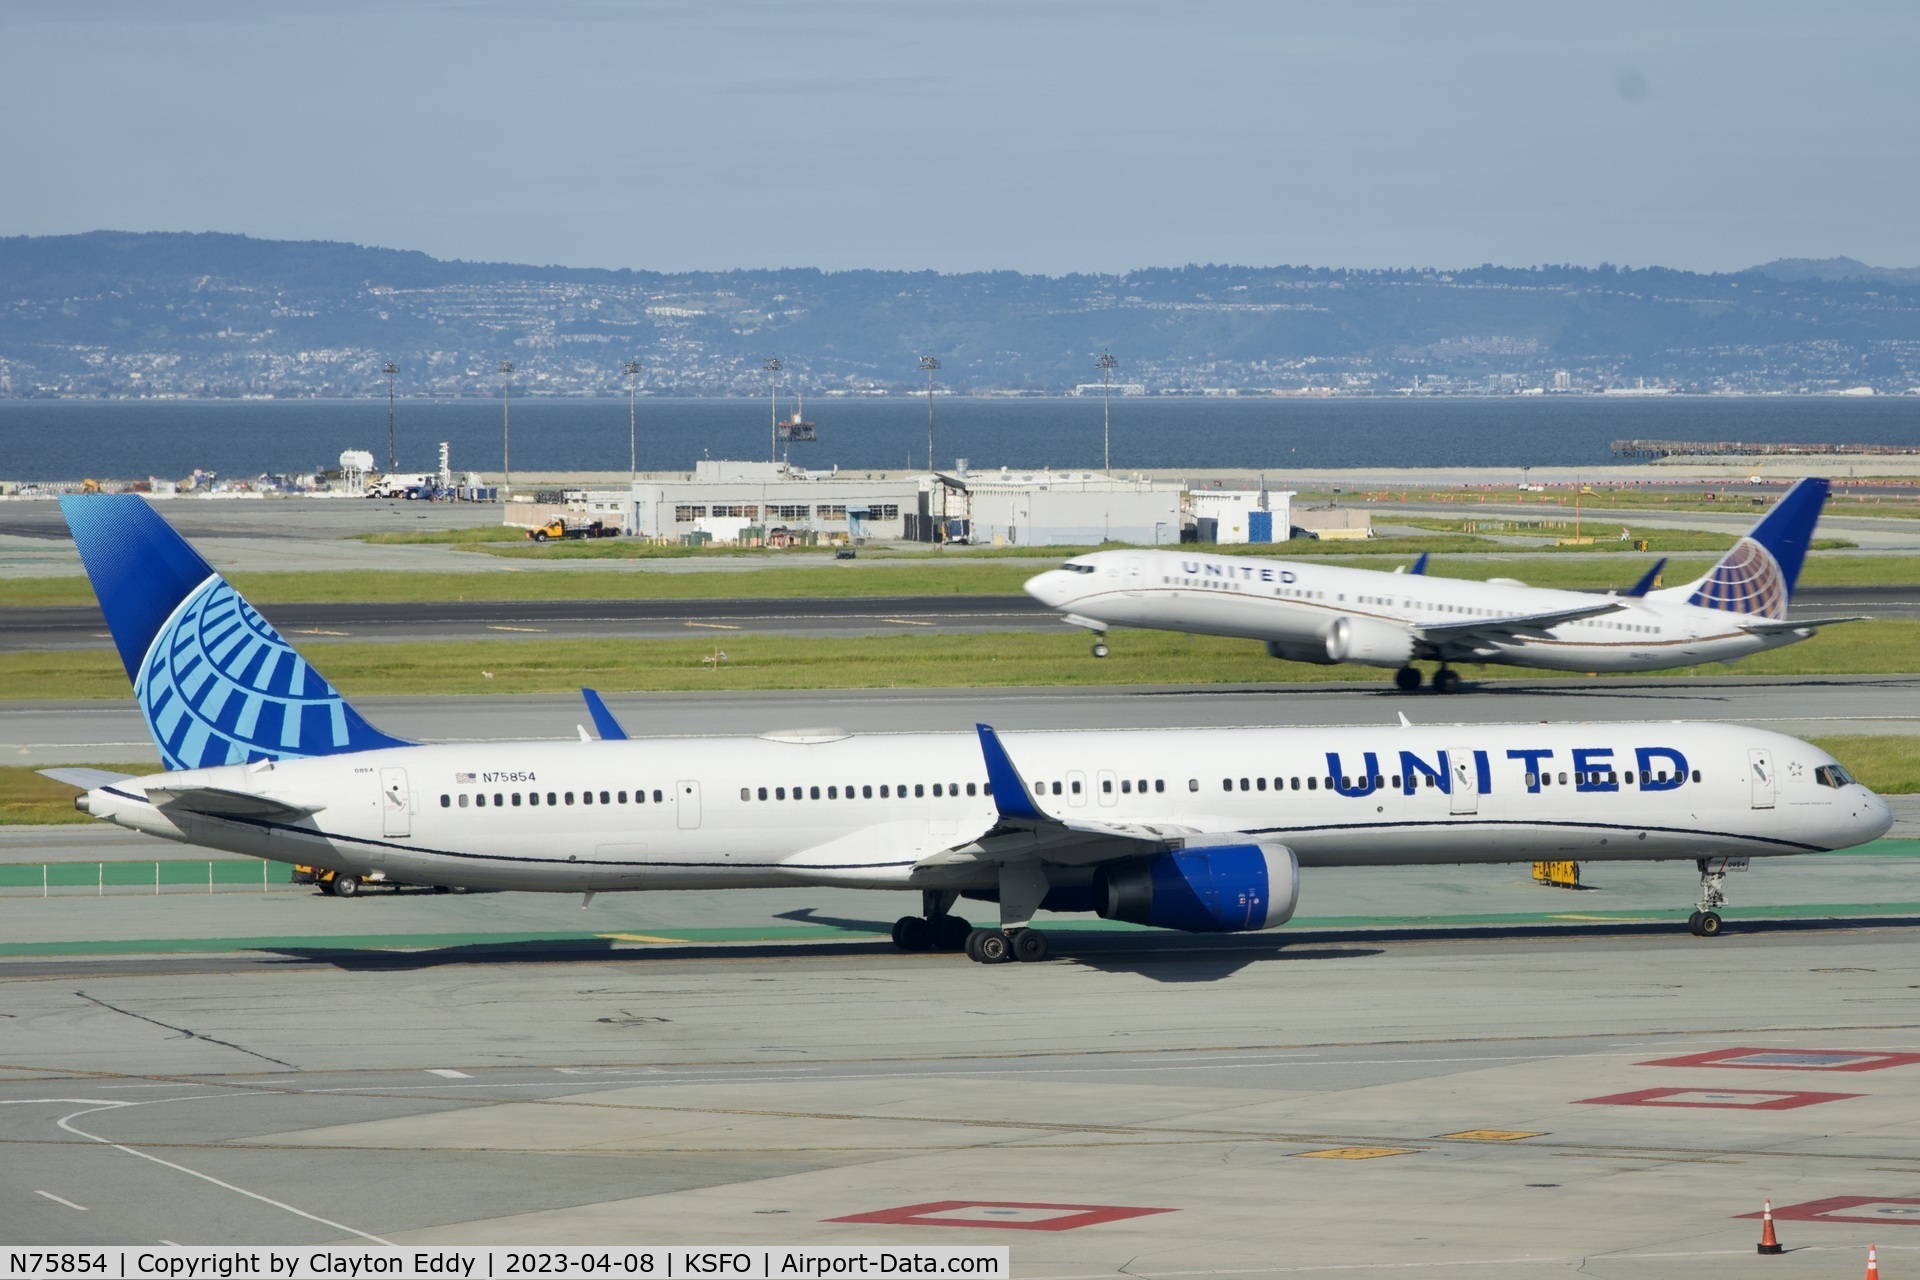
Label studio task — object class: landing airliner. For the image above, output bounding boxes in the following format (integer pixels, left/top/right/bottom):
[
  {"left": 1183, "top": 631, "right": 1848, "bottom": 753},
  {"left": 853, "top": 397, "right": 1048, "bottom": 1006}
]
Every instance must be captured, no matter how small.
[
  {"left": 1025, "top": 477, "right": 1860, "bottom": 691},
  {"left": 49, "top": 496, "right": 1889, "bottom": 961}
]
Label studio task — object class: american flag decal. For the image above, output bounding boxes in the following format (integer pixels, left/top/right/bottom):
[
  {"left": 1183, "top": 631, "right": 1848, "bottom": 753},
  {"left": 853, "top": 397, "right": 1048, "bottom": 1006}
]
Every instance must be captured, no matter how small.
[{"left": 455, "top": 772, "right": 476, "bottom": 784}]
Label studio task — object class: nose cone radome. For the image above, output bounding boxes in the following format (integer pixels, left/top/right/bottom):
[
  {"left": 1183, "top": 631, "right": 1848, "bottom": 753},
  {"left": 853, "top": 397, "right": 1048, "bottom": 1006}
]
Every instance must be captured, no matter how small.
[
  {"left": 1862, "top": 790, "right": 1896, "bottom": 841},
  {"left": 1025, "top": 570, "right": 1071, "bottom": 608}
]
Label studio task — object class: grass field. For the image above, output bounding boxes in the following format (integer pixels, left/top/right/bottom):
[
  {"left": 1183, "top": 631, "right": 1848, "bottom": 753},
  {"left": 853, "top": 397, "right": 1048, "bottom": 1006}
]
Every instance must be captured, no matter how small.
[{"left": 3, "top": 618, "right": 1914, "bottom": 702}]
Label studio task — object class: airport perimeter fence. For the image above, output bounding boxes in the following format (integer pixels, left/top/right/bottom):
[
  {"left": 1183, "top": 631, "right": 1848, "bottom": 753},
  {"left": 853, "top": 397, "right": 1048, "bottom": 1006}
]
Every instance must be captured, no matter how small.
[{"left": 0, "top": 859, "right": 304, "bottom": 898}]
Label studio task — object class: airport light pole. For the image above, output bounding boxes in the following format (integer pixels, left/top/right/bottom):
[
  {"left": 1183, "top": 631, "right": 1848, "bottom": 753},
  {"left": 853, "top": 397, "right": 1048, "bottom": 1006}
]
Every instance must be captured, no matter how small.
[
  {"left": 499, "top": 360, "right": 514, "bottom": 488},
  {"left": 763, "top": 356, "right": 784, "bottom": 463},
  {"left": 920, "top": 355, "right": 940, "bottom": 471},
  {"left": 624, "top": 360, "right": 641, "bottom": 481},
  {"left": 1095, "top": 351, "right": 1117, "bottom": 472},
  {"left": 383, "top": 362, "right": 397, "bottom": 473}
]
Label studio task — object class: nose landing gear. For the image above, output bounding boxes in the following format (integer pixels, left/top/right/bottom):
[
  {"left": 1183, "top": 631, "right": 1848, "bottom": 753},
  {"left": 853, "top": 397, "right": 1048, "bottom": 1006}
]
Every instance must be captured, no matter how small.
[
  {"left": 1687, "top": 857, "right": 1739, "bottom": 937},
  {"left": 1091, "top": 639, "right": 1110, "bottom": 658}
]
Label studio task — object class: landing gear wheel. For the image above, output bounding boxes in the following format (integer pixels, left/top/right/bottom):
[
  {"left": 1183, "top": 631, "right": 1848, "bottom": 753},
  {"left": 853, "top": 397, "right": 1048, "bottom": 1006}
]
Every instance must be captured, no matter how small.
[
  {"left": 890, "top": 915, "right": 933, "bottom": 951},
  {"left": 1695, "top": 910, "right": 1723, "bottom": 937},
  {"left": 1394, "top": 667, "right": 1422, "bottom": 692},
  {"left": 1432, "top": 668, "right": 1461, "bottom": 694},
  {"left": 330, "top": 875, "right": 359, "bottom": 898},
  {"left": 933, "top": 915, "right": 972, "bottom": 951},
  {"left": 1011, "top": 929, "right": 1050, "bottom": 963},
  {"left": 967, "top": 928, "right": 1012, "bottom": 964},
  {"left": 1091, "top": 641, "right": 1110, "bottom": 659},
  {"left": 1686, "top": 910, "right": 1703, "bottom": 934}
]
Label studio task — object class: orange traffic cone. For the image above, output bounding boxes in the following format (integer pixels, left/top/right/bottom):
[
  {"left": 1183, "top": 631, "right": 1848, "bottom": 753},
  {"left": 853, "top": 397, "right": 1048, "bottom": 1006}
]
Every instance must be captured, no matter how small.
[
  {"left": 1866, "top": 1243, "right": 1880, "bottom": 1279},
  {"left": 1757, "top": 1199, "right": 1783, "bottom": 1254}
]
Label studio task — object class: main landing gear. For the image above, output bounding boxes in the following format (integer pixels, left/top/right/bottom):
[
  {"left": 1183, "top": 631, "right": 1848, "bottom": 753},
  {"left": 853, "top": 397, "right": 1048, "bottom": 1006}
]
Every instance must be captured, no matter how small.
[
  {"left": 890, "top": 889, "right": 973, "bottom": 953},
  {"left": 1393, "top": 666, "right": 1461, "bottom": 694},
  {"left": 964, "top": 925, "right": 1049, "bottom": 965},
  {"left": 1687, "top": 857, "right": 1729, "bottom": 937}
]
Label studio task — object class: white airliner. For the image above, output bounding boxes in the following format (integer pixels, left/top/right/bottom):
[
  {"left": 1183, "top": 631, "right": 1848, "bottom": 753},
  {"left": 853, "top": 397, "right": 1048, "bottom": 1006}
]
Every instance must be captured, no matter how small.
[
  {"left": 1025, "top": 477, "right": 1861, "bottom": 691},
  {"left": 48, "top": 495, "right": 1890, "bottom": 961}
]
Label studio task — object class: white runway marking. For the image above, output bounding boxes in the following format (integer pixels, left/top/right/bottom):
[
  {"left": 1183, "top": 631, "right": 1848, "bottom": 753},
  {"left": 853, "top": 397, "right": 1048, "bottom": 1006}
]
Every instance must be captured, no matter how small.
[
  {"left": 35, "top": 1190, "right": 87, "bottom": 1210},
  {"left": 425, "top": 1068, "right": 471, "bottom": 1078}
]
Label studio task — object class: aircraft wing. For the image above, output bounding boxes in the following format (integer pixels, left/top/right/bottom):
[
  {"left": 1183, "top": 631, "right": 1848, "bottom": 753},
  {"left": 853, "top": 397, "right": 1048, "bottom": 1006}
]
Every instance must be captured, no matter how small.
[
  {"left": 142, "top": 785, "right": 324, "bottom": 820},
  {"left": 914, "top": 724, "right": 1201, "bottom": 871},
  {"left": 1737, "top": 615, "right": 1869, "bottom": 635},
  {"left": 37, "top": 767, "right": 134, "bottom": 790},
  {"left": 1416, "top": 600, "right": 1623, "bottom": 644}
]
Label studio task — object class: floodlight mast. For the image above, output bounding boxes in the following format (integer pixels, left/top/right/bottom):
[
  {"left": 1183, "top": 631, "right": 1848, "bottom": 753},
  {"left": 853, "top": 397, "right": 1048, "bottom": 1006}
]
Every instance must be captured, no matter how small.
[
  {"left": 920, "top": 355, "right": 941, "bottom": 471},
  {"left": 499, "top": 360, "right": 514, "bottom": 486},
  {"left": 383, "top": 362, "right": 398, "bottom": 473},
  {"left": 623, "top": 360, "right": 641, "bottom": 481},
  {"left": 1096, "top": 351, "right": 1117, "bottom": 471},
  {"left": 764, "top": 356, "right": 784, "bottom": 463}
]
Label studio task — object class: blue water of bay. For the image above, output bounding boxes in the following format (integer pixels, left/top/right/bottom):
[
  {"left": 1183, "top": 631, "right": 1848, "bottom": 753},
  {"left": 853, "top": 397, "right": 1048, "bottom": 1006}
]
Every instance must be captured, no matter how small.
[{"left": 2, "top": 395, "right": 1918, "bottom": 481}]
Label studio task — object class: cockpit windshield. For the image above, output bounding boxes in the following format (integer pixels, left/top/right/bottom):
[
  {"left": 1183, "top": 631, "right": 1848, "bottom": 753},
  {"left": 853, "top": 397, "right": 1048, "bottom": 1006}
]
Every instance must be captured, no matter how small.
[
  {"left": 1814, "top": 763, "right": 1857, "bottom": 789},
  {"left": 1059, "top": 561, "right": 1097, "bottom": 574}
]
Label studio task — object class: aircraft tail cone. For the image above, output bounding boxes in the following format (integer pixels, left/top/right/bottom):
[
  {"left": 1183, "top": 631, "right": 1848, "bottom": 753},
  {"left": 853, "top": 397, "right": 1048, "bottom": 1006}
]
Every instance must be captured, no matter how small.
[
  {"left": 1757, "top": 1199, "right": 1783, "bottom": 1254},
  {"left": 1866, "top": 1243, "right": 1880, "bottom": 1278}
]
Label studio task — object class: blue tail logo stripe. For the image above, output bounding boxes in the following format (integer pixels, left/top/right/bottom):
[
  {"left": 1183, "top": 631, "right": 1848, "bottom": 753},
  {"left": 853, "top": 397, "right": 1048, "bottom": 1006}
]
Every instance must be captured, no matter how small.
[{"left": 61, "top": 495, "right": 405, "bottom": 770}]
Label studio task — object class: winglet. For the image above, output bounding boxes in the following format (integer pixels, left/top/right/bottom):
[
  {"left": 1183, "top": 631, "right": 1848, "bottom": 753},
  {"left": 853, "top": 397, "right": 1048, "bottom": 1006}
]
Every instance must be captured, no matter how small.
[
  {"left": 975, "top": 723, "right": 1046, "bottom": 822},
  {"left": 1410, "top": 552, "right": 1429, "bottom": 576},
  {"left": 581, "top": 688, "right": 629, "bottom": 741},
  {"left": 1624, "top": 557, "right": 1668, "bottom": 598}
]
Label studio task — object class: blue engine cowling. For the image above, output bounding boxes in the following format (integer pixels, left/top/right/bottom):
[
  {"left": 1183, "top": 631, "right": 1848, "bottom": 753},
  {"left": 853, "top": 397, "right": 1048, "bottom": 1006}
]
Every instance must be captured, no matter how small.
[{"left": 1093, "top": 842, "right": 1300, "bottom": 933}]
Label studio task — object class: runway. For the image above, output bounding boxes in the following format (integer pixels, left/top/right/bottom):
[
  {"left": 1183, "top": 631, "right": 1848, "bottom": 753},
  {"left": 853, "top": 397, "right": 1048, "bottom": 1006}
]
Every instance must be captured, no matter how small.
[
  {"left": 1, "top": 584, "right": 1913, "bottom": 651},
  {"left": 6, "top": 674, "right": 1917, "bottom": 766}
]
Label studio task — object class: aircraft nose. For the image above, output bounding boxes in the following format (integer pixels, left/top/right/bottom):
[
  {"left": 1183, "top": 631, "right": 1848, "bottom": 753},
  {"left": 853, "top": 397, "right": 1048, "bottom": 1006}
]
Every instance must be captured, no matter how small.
[
  {"left": 1863, "top": 790, "right": 1896, "bottom": 841},
  {"left": 1024, "top": 570, "right": 1068, "bottom": 606}
]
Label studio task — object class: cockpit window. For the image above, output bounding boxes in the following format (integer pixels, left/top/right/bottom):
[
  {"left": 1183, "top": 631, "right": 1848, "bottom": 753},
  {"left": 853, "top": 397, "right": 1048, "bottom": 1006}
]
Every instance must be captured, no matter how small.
[
  {"left": 1814, "top": 764, "right": 1856, "bottom": 789},
  {"left": 1060, "top": 561, "right": 1097, "bottom": 574}
]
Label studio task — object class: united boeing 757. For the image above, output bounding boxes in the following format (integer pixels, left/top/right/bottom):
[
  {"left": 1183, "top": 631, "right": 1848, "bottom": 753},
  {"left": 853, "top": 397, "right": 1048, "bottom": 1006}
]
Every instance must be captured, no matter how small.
[
  {"left": 47, "top": 495, "right": 1889, "bottom": 962},
  {"left": 1025, "top": 477, "right": 1860, "bottom": 691}
]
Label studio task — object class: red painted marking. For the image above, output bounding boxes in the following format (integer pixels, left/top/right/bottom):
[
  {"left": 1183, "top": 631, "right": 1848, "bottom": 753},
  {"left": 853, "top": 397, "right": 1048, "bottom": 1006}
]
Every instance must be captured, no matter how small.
[
  {"left": 1576, "top": 1086, "right": 1861, "bottom": 1110},
  {"left": 1642, "top": 1047, "right": 1920, "bottom": 1072},
  {"left": 1740, "top": 1197, "right": 1920, "bottom": 1225},
  {"left": 827, "top": 1200, "right": 1177, "bottom": 1232}
]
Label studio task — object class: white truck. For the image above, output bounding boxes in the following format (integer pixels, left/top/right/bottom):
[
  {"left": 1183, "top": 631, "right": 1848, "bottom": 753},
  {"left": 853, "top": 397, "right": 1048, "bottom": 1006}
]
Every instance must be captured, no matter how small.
[{"left": 365, "top": 472, "right": 435, "bottom": 499}]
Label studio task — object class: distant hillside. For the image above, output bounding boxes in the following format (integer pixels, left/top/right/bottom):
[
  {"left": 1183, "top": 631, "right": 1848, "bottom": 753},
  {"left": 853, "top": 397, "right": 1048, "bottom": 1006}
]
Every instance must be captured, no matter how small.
[
  {"left": 5, "top": 231, "right": 1920, "bottom": 397},
  {"left": 1751, "top": 257, "right": 1920, "bottom": 287}
]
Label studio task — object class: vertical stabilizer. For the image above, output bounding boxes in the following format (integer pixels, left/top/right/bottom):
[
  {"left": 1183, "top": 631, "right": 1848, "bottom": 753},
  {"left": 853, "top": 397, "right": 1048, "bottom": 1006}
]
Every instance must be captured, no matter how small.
[
  {"left": 1654, "top": 477, "right": 1829, "bottom": 618},
  {"left": 61, "top": 495, "right": 407, "bottom": 770}
]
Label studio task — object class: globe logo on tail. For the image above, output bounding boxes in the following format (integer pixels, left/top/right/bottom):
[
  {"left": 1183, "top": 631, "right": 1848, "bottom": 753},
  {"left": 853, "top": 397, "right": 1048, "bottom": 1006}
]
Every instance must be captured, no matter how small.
[{"left": 1687, "top": 537, "right": 1789, "bottom": 619}]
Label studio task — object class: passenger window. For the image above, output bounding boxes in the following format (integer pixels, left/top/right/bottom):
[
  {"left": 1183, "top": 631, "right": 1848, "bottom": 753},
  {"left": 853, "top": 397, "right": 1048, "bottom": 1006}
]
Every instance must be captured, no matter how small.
[
  {"left": 1124, "top": 779, "right": 1135, "bottom": 793},
  {"left": 1187, "top": 778, "right": 1198, "bottom": 792},
  {"left": 933, "top": 784, "right": 943, "bottom": 797},
  {"left": 583, "top": 791, "right": 593, "bottom": 805},
  {"left": 1105, "top": 779, "right": 1116, "bottom": 793},
  {"left": 740, "top": 788, "right": 750, "bottom": 801},
  {"left": 1223, "top": 778, "right": 1232, "bottom": 792},
  {"left": 1558, "top": 773, "right": 1567, "bottom": 786},
  {"left": 1691, "top": 770, "right": 1701, "bottom": 783},
  {"left": 776, "top": 787, "right": 786, "bottom": 800},
  {"left": 1137, "top": 779, "right": 1147, "bottom": 793},
  {"left": 1526, "top": 773, "right": 1537, "bottom": 787},
  {"left": 984, "top": 783, "right": 993, "bottom": 795},
  {"left": 440, "top": 795, "right": 450, "bottom": 808},
  {"left": 880, "top": 785, "right": 890, "bottom": 798},
  {"left": 1155, "top": 779, "right": 1165, "bottom": 793},
  {"left": 951, "top": 782, "right": 961, "bottom": 795},
  {"left": 863, "top": 785, "right": 873, "bottom": 798},
  {"left": 565, "top": 792, "right": 575, "bottom": 805},
  {"left": 458, "top": 794, "right": 469, "bottom": 808},
  {"left": 829, "top": 785, "right": 838, "bottom": 799},
  {"left": 1252, "top": 778, "right": 1263, "bottom": 792},
  {"left": 914, "top": 784, "right": 924, "bottom": 798},
  {"left": 652, "top": 790, "right": 663, "bottom": 803},
  {"left": 758, "top": 787, "right": 768, "bottom": 800},
  {"left": 1050, "top": 781, "right": 1062, "bottom": 795},
  {"left": 1071, "top": 780, "right": 1082, "bottom": 794},
  {"left": 618, "top": 791, "right": 627, "bottom": 803},
  {"left": 476, "top": 794, "right": 487, "bottom": 808},
  {"left": 967, "top": 782, "right": 977, "bottom": 796},
  {"left": 548, "top": 792, "right": 558, "bottom": 805},
  {"left": 1307, "top": 778, "right": 1317, "bottom": 790},
  {"left": 811, "top": 786, "right": 821, "bottom": 799},
  {"left": 600, "top": 791, "right": 610, "bottom": 805}
]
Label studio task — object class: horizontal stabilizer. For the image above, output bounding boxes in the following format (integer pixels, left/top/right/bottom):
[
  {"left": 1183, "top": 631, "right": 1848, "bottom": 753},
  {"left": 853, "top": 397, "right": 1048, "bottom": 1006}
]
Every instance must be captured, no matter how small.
[
  {"left": 1738, "top": 615, "right": 1868, "bottom": 636},
  {"left": 37, "top": 767, "right": 134, "bottom": 790},
  {"left": 143, "top": 785, "right": 322, "bottom": 820}
]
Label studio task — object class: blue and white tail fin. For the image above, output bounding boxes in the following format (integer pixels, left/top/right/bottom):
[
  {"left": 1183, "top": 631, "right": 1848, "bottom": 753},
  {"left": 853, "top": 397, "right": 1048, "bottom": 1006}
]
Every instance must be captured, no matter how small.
[
  {"left": 1652, "top": 477, "right": 1829, "bottom": 619},
  {"left": 61, "top": 495, "right": 407, "bottom": 771}
]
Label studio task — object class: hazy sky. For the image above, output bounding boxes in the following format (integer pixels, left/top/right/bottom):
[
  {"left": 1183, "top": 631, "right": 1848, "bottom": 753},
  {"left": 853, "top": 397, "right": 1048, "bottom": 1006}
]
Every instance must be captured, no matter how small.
[{"left": 2, "top": 1, "right": 1916, "bottom": 274}]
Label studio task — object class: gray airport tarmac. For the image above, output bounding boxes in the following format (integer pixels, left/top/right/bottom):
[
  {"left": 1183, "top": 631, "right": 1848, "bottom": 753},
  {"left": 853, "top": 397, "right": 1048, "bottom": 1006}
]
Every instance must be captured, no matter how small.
[{"left": 5, "top": 675, "right": 1916, "bottom": 768}]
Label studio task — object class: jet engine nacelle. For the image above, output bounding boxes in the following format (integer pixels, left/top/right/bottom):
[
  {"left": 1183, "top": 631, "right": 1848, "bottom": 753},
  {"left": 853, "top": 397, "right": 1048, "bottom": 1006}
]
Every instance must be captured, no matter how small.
[
  {"left": 1324, "top": 615, "right": 1416, "bottom": 667},
  {"left": 1093, "top": 842, "right": 1300, "bottom": 933},
  {"left": 1266, "top": 638, "right": 1339, "bottom": 665}
]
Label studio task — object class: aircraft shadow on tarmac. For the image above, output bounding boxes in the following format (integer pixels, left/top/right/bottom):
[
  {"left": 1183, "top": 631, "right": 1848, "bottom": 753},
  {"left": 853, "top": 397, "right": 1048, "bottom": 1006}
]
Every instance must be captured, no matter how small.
[{"left": 225, "top": 912, "right": 1920, "bottom": 976}]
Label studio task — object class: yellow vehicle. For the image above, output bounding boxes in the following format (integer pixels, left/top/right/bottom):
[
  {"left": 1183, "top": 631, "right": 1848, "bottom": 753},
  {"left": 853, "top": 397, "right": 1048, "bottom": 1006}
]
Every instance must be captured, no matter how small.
[{"left": 528, "top": 517, "right": 613, "bottom": 542}]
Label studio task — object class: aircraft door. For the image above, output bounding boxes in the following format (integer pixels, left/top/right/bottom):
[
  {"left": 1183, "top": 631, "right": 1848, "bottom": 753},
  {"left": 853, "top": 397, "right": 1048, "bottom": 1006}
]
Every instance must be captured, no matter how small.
[
  {"left": 1096, "top": 769, "right": 1119, "bottom": 807},
  {"left": 1748, "top": 749, "right": 1775, "bottom": 810},
  {"left": 1447, "top": 749, "right": 1478, "bottom": 815},
  {"left": 677, "top": 780, "right": 702, "bottom": 829},
  {"left": 1066, "top": 770, "right": 1088, "bottom": 808},
  {"left": 379, "top": 768, "right": 411, "bottom": 837}
]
